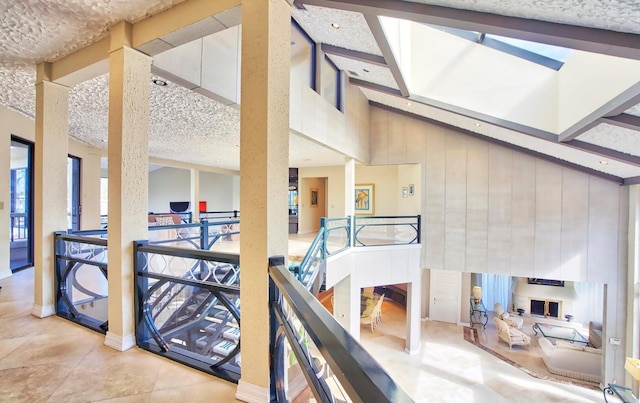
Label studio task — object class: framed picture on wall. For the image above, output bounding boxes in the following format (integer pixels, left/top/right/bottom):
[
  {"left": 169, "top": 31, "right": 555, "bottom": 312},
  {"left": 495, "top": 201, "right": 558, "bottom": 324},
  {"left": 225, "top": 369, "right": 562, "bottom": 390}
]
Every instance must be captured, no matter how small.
[
  {"left": 310, "top": 188, "right": 319, "bottom": 207},
  {"left": 355, "top": 184, "right": 375, "bottom": 215}
]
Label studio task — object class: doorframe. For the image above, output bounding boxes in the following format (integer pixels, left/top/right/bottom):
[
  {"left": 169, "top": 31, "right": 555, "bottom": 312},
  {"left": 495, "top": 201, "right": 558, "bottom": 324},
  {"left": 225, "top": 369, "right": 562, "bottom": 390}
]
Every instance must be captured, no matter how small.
[
  {"left": 428, "top": 269, "right": 461, "bottom": 324},
  {"left": 10, "top": 136, "right": 34, "bottom": 272}
]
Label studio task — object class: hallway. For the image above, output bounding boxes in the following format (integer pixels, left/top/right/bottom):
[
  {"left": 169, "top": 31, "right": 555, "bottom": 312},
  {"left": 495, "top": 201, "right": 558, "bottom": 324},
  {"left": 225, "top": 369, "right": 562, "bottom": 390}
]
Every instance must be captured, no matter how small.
[{"left": 0, "top": 268, "right": 607, "bottom": 402}]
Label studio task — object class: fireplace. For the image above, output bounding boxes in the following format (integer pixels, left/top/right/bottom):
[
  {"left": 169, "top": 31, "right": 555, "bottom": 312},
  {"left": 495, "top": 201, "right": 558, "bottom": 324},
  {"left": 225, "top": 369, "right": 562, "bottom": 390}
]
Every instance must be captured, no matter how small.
[{"left": 530, "top": 299, "right": 561, "bottom": 318}]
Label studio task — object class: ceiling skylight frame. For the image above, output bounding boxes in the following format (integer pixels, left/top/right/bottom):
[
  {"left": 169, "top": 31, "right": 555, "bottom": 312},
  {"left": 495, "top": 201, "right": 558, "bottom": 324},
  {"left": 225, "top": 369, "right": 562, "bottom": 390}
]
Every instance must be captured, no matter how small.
[{"left": 424, "top": 23, "right": 568, "bottom": 71}]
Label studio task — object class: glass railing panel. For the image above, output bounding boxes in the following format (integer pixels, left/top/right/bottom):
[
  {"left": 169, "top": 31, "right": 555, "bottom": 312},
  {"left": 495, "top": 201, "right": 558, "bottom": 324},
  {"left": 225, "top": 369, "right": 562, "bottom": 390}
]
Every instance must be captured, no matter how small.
[
  {"left": 354, "top": 215, "right": 420, "bottom": 247},
  {"left": 54, "top": 233, "right": 109, "bottom": 334},
  {"left": 322, "top": 217, "right": 350, "bottom": 256},
  {"left": 135, "top": 243, "right": 241, "bottom": 383}
]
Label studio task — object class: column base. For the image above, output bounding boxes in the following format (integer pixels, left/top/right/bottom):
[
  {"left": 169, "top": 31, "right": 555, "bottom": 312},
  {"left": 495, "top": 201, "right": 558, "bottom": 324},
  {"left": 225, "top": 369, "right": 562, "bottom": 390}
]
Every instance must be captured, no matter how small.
[
  {"left": 235, "top": 379, "right": 270, "bottom": 403},
  {"left": 405, "top": 346, "right": 420, "bottom": 355},
  {"left": 31, "top": 303, "right": 55, "bottom": 318},
  {"left": 104, "top": 331, "right": 136, "bottom": 351}
]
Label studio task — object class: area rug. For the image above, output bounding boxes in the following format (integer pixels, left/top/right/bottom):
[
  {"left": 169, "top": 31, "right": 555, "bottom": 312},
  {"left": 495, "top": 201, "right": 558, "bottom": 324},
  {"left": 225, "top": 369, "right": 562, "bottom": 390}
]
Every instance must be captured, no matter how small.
[{"left": 463, "top": 326, "right": 600, "bottom": 391}]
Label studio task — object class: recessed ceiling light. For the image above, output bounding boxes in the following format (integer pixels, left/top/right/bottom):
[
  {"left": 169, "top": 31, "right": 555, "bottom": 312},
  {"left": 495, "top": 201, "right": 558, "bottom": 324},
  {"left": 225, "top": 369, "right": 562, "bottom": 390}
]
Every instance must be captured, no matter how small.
[
  {"left": 363, "top": 68, "right": 370, "bottom": 73},
  {"left": 474, "top": 122, "right": 481, "bottom": 127},
  {"left": 331, "top": 23, "right": 340, "bottom": 29},
  {"left": 101, "top": 139, "right": 107, "bottom": 143},
  {"left": 152, "top": 79, "right": 167, "bottom": 86},
  {"left": 303, "top": 158, "right": 311, "bottom": 161},
  {"left": 599, "top": 160, "right": 609, "bottom": 165},
  {"left": 406, "top": 102, "right": 412, "bottom": 107}
]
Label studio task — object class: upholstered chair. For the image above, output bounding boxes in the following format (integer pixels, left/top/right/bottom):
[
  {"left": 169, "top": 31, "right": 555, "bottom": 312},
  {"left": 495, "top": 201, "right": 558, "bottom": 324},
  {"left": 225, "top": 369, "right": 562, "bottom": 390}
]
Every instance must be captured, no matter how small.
[
  {"left": 494, "top": 317, "right": 531, "bottom": 349},
  {"left": 494, "top": 303, "right": 524, "bottom": 330}
]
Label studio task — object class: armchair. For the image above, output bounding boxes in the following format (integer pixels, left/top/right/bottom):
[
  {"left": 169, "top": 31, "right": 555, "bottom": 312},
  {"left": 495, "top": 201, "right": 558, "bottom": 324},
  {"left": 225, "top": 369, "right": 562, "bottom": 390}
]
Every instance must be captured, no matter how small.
[
  {"left": 361, "top": 295, "right": 384, "bottom": 332},
  {"left": 494, "top": 317, "right": 530, "bottom": 349},
  {"left": 494, "top": 303, "right": 523, "bottom": 330}
]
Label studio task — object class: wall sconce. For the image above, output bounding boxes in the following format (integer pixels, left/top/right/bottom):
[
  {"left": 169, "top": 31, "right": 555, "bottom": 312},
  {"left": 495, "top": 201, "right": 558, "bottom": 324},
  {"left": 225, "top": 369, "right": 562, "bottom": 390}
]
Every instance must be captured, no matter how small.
[{"left": 472, "top": 286, "right": 482, "bottom": 303}]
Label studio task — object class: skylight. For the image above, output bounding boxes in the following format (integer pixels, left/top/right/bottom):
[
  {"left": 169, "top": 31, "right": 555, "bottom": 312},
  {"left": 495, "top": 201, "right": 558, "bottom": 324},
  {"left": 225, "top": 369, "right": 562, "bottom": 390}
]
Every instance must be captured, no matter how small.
[{"left": 426, "top": 24, "right": 573, "bottom": 70}]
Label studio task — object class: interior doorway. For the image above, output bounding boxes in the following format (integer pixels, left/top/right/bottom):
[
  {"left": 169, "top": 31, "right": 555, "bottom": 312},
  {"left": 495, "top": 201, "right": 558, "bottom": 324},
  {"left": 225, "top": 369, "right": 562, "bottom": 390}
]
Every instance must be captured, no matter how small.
[
  {"left": 429, "top": 269, "right": 461, "bottom": 324},
  {"left": 9, "top": 137, "right": 33, "bottom": 271}
]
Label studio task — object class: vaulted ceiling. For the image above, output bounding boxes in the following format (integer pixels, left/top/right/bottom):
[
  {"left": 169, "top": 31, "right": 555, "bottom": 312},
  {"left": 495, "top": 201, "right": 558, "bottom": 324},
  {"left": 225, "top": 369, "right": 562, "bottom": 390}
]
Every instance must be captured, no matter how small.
[{"left": 1, "top": 0, "right": 639, "bottom": 183}]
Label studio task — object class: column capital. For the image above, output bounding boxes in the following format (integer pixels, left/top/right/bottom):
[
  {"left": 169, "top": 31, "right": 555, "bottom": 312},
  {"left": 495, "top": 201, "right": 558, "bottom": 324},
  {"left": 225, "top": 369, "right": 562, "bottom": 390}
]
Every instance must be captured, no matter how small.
[
  {"left": 110, "top": 21, "right": 134, "bottom": 53},
  {"left": 35, "top": 62, "right": 52, "bottom": 84}
]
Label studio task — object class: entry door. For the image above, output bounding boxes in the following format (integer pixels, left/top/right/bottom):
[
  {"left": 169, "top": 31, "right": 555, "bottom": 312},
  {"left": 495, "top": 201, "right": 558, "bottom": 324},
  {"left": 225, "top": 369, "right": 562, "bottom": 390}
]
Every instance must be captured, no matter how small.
[
  {"left": 429, "top": 269, "right": 461, "bottom": 324},
  {"left": 9, "top": 137, "right": 34, "bottom": 271}
]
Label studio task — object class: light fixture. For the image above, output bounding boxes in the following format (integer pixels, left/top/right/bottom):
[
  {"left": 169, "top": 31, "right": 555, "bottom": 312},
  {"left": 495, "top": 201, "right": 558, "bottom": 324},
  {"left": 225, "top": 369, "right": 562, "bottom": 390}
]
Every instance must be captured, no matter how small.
[
  {"left": 363, "top": 68, "right": 370, "bottom": 73},
  {"left": 331, "top": 22, "right": 340, "bottom": 29},
  {"left": 152, "top": 79, "right": 167, "bottom": 86},
  {"left": 474, "top": 122, "right": 481, "bottom": 127},
  {"left": 599, "top": 160, "right": 609, "bottom": 165},
  {"left": 472, "top": 286, "right": 482, "bottom": 303},
  {"left": 406, "top": 102, "right": 412, "bottom": 107}
]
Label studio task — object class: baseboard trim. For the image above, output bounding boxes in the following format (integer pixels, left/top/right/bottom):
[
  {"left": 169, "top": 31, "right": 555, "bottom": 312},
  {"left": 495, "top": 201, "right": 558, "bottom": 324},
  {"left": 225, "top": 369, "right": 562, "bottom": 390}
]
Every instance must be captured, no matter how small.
[
  {"left": 31, "top": 303, "right": 55, "bottom": 318},
  {"left": 104, "top": 332, "right": 136, "bottom": 351},
  {"left": 235, "top": 380, "right": 270, "bottom": 403},
  {"left": 405, "top": 346, "right": 420, "bottom": 355}
]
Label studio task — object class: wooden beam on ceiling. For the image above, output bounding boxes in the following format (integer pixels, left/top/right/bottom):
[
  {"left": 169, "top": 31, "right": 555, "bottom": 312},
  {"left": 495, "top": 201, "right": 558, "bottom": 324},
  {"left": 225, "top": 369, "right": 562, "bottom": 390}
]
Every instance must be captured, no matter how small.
[{"left": 295, "top": 0, "right": 640, "bottom": 60}]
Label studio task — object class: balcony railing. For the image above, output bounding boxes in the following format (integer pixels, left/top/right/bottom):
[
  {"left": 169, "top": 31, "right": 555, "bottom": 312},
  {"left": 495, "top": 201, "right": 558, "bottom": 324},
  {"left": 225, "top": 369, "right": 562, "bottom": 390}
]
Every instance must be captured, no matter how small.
[
  {"left": 354, "top": 215, "right": 421, "bottom": 247},
  {"left": 134, "top": 242, "right": 241, "bottom": 383},
  {"left": 269, "top": 256, "right": 414, "bottom": 402},
  {"left": 54, "top": 232, "right": 109, "bottom": 334}
]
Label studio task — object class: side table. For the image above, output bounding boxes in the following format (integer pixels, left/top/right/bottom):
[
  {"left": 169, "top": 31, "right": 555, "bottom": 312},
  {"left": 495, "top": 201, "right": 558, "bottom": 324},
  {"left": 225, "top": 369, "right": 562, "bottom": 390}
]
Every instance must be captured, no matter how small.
[
  {"left": 603, "top": 383, "right": 638, "bottom": 403},
  {"left": 469, "top": 298, "right": 488, "bottom": 329}
]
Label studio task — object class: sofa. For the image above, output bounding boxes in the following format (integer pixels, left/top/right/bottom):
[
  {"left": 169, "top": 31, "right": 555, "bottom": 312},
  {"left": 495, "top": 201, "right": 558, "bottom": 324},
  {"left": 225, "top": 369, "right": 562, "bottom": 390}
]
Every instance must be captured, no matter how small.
[{"left": 538, "top": 337, "right": 601, "bottom": 382}]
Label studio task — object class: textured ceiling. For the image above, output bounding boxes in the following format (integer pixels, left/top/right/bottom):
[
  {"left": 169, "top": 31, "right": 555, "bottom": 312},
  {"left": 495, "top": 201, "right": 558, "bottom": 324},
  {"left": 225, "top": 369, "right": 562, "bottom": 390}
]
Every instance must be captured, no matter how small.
[
  {"left": 292, "top": 5, "right": 382, "bottom": 56},
  {"left": 327, "top": 54, "right": 398, "bottom": 89},
  {"left": 402, "top": 0, "right": 640, "bottom": 34},
  {"left": 627, "top": 104, "right": 640, "bottom": 117},
  {"left": 578, "top": 124, "right": 640, "bottom": 157}
]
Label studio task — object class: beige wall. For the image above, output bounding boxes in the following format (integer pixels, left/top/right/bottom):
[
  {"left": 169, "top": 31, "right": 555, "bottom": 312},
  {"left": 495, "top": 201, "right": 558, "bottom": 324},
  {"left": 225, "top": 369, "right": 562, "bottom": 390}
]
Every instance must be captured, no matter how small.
[
  {"left": 298, "top": 176, "right": 327, "bottom": 234},
  {"left": 0, "top": 107, "right": 35, "bottom": 278}
]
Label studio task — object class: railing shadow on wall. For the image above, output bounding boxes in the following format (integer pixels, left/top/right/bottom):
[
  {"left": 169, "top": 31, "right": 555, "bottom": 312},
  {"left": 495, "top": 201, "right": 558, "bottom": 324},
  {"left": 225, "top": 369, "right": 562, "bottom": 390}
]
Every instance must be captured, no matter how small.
[
  {"left": 134, "top": 242, "right": 241, "bottom": 383},
  {"left": 269, "top": 256, "right": 414, "bottom": 403}
]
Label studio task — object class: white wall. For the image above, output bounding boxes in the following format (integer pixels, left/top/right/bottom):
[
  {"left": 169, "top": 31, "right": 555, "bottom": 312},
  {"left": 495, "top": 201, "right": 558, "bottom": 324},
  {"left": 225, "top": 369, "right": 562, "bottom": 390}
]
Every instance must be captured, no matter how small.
[
  {"left": 148, "top": 167, "right": 237, "bottom": 214},
  {"left": 369, "top": 105, "right": 629, "bottom": 384}
]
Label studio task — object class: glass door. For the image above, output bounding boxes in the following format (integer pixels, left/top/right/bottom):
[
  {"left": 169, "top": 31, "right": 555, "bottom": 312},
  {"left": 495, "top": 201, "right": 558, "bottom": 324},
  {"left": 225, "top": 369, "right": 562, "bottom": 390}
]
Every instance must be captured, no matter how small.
[
  {"left": 9, "top": 137, "right": 33, "bottom": 271},
  {"left": 67, "top": 155, "right": 81, "bottom": 231}
]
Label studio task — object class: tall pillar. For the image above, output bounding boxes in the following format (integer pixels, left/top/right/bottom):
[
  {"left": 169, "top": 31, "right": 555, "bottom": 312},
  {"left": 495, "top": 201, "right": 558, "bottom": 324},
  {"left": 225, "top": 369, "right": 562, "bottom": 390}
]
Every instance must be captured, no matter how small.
[
  {"left": 33, "top": 63, "right": 69, "bottom": 317},
  {"left": 236, "top": 0, "right": 291, "bottom": 401},
  {"left": 405, "top": 281, "right": 421, "bottom": 354},
  {"left": 190, "top": 169, "right": 200, "bottom": 222},
  {"left": 106, "top": 21, "right": 152, "bottom": 351}
]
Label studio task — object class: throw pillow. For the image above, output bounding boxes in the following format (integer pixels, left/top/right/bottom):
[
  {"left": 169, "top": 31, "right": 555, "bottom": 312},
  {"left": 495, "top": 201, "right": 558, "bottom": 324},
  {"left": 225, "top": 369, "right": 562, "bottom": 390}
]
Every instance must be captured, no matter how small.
[
  {"left": 556, "top": 340, "right": 584, "bottom": 351},
  {"left": 501, "top": 312, "right": 510, "bottom": 320}
]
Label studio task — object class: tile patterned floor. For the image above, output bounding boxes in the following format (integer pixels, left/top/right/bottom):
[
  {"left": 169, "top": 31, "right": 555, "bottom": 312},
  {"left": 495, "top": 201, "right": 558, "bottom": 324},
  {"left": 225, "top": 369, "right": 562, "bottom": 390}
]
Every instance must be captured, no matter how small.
[{"left": 0, "top": 266, "right": 610, "bottom": 402}]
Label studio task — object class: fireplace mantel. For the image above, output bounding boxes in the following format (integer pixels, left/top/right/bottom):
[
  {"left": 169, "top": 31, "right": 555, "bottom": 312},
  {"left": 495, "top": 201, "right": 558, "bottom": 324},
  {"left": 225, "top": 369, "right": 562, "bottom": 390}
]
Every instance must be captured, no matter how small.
[{"left": 513, "top": 278, "right": 577, "bottom": 316}]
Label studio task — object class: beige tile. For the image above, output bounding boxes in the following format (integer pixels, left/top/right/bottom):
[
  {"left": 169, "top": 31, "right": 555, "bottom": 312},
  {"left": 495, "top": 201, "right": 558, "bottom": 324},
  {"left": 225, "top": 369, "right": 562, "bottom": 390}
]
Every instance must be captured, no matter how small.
[
  {"left": 0, "top": 362, "right": 74, "bottom": 403},
  {"left": 148, "top": 380, "right": 240, "bottom": 403}
]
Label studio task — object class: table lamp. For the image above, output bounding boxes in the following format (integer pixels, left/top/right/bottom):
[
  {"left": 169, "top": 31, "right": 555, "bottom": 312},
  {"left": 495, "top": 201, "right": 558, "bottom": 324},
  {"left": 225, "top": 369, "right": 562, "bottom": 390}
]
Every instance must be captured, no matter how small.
[
  {"left": 472, "top": 286, "right": 482, "bottom": 303},
  {"left": 625, "top": 357, "right": 640, "bottom": 396}
]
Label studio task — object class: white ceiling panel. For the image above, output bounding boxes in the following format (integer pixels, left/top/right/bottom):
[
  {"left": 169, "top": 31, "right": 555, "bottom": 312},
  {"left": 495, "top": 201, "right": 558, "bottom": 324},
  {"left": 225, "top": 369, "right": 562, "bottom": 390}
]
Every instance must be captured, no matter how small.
[
  {"left": 578, "top": 123, "right": 640, "bottom": 157},
  {"left": 327, "top": 55, "right": 399, "bottom": 90},
  {"left": 293, "top": 5, "right": 382, "bottom": 56}
]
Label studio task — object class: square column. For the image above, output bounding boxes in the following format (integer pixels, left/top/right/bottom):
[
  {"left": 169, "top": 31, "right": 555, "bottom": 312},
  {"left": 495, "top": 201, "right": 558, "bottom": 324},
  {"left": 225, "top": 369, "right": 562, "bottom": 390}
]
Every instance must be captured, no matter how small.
[
  {"left": 106, "top": 21, "right": 152, "bottom": 351},
  {"left": 33, "top": 63, "right": 69, "bottom": 317},
  {"left": 190, "top": 169, "right": 200, "bottom": 223},
  {"left": 236, "top": 0, "right": 291, "bottom": 401}
]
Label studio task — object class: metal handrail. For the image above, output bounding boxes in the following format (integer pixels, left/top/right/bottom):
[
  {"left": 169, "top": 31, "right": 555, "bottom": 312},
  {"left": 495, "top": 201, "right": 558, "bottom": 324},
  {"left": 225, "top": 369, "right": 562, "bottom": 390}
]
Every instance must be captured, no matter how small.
[{"left": 269, "top": 256, "right": 414, "bottom": 403}]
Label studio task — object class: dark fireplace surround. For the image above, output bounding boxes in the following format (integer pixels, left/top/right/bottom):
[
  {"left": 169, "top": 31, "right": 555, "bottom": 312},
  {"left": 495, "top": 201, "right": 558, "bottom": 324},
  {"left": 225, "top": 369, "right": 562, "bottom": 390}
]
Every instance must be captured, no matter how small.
[{"left": 530, "top": 299, "right": 560, "bottom": 318}]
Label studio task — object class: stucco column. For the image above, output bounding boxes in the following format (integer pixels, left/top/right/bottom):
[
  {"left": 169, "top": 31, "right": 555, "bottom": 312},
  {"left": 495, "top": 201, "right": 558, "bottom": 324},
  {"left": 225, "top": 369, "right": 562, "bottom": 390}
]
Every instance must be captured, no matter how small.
[
  {"left": 190, "top": 169, "right": 200, "bottom": 222},
  {"left": 105, "top": 21, "right": 151, "bottom": 351},
  {"left": 406, "top": 281, "right": 421, "bottom": 354},
  {"left": 236, "top": 0, "right": 291, "bottom": 401},
  {"left": 627, "top": 185, "right": 640, "bottom": 388},
  {"left": 32, "top": 62, "right": 69, "bottom": 318}
]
